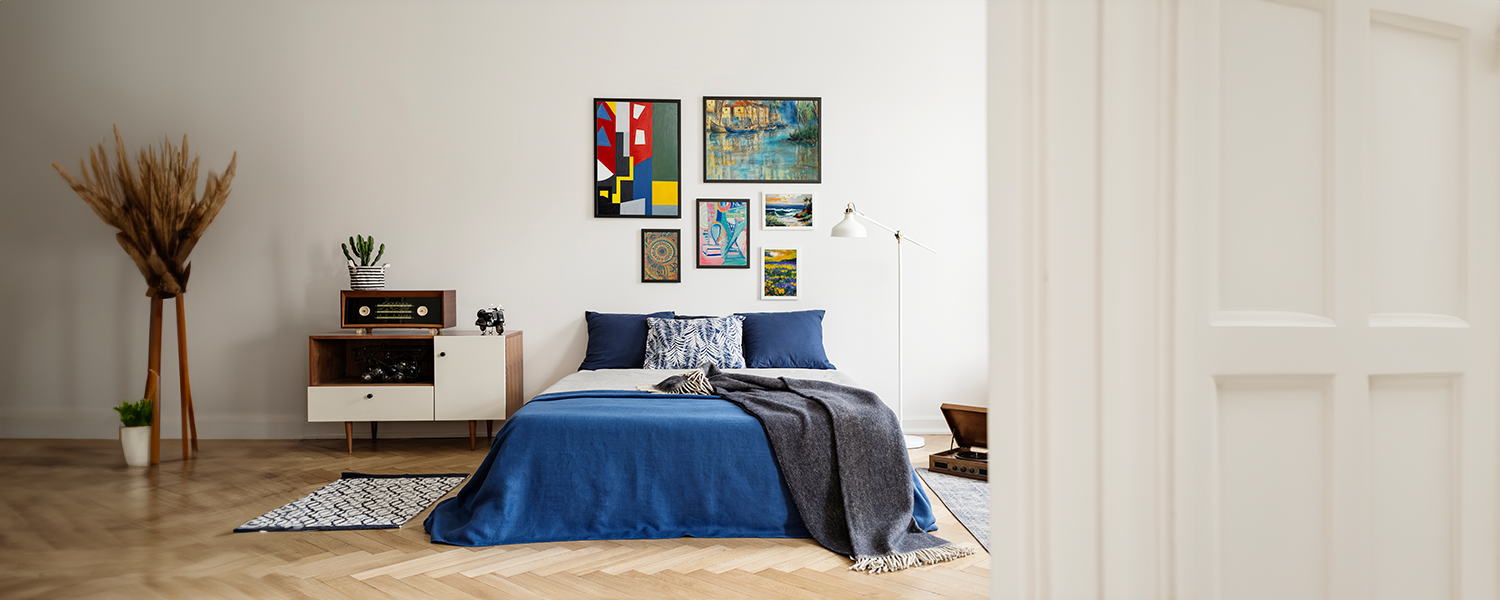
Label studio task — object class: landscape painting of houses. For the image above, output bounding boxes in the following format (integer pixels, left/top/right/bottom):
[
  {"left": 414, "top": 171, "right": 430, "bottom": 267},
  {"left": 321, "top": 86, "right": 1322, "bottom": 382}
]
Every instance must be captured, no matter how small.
[
  {"left": 704, "top": 97, "right": 820, "bottom": 183},
  {"left": 596, "top": 98, "right": 681, "bottom": 217}
]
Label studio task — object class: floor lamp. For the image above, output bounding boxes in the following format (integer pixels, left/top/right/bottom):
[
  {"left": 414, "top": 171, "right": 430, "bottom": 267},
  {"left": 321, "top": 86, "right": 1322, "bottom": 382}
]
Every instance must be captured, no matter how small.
[{"left": 831, "top": 203, "right": 935, "bottom": 450}]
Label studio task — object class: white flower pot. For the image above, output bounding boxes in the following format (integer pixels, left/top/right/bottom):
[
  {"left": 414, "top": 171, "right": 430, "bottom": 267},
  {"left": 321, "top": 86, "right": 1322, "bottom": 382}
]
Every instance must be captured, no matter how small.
[
  {"left": 349, "top": 264, "right": 390, "bottom": 290},
  {"left": 120, "top": 425, "right": 151, "bottom": 467}
]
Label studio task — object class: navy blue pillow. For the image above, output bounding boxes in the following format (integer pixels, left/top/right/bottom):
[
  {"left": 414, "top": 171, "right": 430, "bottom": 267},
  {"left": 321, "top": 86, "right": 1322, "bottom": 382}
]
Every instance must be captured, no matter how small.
[
  {"left": 735, "top": 310, "right": 836, "bottom": 369},
  {"left": 580, "top": 311, "right": 676, "bottom": 370}
]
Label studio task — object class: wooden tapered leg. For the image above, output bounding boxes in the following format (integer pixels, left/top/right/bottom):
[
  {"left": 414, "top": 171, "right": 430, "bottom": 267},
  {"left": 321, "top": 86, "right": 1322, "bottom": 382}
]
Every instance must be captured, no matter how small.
[
  {"left": 469, "top": 420, "right": 476, "bottom": 451},
  {"left": 486, "top": 420, "right": 492, "bottom": 439},
  {"left": 371, "top": 422, "right": 377, "bottom": 441},
  {"left": 345, "top": 422, "right": 353, "bottom": 454},
  {"left": 175, "top": 294, "right": 196, "bottom": 458},
  {"left": 143, "top": 369, "right": 159, "bottom": 465},
  {"left": 146, "top": 297, "right": 164, "bottom": 465}
]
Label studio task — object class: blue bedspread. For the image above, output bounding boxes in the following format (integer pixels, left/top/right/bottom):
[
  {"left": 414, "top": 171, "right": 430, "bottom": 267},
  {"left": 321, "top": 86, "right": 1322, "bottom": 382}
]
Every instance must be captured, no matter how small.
[{"left": 425, "top": 390, "right": 938, "bottom": 546}]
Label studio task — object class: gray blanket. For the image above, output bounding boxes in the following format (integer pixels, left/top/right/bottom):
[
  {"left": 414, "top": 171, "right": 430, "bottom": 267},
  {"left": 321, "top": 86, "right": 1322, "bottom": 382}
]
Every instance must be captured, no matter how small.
[{"left": 707, "top": 371, "right": 973, "bottom": 573}]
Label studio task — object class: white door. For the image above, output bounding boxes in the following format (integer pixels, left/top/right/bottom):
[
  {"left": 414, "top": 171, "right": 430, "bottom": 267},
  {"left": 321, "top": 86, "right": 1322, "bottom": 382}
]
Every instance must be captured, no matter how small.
[{"left": 1181, "top": 1, "right": 1499, "bottom": 599}]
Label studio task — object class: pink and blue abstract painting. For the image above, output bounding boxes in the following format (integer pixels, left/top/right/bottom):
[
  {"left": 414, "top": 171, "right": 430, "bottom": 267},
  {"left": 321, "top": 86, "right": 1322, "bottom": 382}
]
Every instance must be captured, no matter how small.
[{"left": 697, "top": 199, "right": 749, "bottom": 268}]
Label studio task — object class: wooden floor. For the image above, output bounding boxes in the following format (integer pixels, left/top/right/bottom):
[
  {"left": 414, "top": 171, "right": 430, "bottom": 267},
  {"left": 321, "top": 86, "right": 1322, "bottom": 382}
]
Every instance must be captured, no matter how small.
[{"left": 0, "top": 435, "right": 989, "bottom": 599}]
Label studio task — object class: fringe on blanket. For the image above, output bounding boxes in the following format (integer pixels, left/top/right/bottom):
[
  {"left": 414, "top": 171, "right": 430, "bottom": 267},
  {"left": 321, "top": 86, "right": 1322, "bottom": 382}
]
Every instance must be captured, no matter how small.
[{"left": 849, "top": 544, "right": 977, "bottom": 574}]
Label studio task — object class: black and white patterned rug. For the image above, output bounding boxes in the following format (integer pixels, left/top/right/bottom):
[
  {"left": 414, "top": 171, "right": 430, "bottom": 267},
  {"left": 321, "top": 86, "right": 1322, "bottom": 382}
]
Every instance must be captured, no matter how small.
[{"left": 234, "top": 472, "right": 468, "bottom": 533}]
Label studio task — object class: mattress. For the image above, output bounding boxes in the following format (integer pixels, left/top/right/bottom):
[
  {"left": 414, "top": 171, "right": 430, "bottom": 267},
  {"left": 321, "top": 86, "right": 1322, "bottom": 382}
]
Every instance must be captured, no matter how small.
[{"left": 424, "top": 368, "right": 937, "bottom": 547}]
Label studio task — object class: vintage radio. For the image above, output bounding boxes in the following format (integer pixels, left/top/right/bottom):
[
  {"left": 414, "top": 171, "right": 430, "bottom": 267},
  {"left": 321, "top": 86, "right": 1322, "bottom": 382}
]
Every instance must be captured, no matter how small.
[
  {"left": 341, "top": 290, "right": 456, "bottom": 333},
  {"left": 928, "top": 403, "right": 987, "bottom": 481}
]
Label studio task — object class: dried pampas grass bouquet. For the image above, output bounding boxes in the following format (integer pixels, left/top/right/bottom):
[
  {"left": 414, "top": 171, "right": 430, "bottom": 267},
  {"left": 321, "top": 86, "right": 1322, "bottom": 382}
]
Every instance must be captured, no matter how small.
[{"left": 52, "top": 124, "right": 237, "bottom": 298}]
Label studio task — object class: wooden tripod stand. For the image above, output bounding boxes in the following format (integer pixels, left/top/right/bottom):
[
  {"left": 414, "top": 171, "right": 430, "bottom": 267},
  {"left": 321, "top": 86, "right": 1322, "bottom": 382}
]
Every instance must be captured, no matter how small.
[{"left": 145, "top": 294, "right": 198, "bottom": 465}]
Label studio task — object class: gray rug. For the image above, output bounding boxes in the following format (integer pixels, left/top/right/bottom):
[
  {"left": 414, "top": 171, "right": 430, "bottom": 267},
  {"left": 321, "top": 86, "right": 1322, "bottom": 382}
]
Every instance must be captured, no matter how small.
[
  {"left": 917, "top": 468, "right": 990, "bottom": 552},
  {"left": 234, "top": 472, "right": 467, "bottom": 532}
]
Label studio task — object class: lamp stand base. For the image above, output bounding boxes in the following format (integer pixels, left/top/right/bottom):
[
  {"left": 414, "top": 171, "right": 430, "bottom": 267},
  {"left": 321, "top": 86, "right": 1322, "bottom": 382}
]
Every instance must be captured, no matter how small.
[{"left": 903, "top": 434, "right": 926, "bottom": 450}]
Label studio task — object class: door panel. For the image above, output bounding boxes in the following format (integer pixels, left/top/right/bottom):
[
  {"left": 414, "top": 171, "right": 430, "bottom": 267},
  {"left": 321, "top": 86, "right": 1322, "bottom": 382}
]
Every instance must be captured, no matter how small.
[
  {"left": 1184, "top": 1, "right": 1497, "bottom": 599},
  {"left": 1368, "top": 15, "right": 1469, "bottom": 323}
]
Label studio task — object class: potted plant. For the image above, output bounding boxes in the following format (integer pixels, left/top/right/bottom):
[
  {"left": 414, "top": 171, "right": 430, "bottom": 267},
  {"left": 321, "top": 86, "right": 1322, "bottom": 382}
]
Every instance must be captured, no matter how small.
[
  {"left": 115, "top": 397, "right": 153, "bottom": 467},
  {"left": 342, "top": 234, "right": 389, "bottom": 290}
]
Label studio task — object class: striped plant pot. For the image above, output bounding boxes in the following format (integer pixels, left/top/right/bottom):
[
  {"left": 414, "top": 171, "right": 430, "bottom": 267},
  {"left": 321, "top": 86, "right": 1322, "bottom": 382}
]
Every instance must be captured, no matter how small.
[{"left": 349, "top": 264, "right": 388, "bottom": 290}]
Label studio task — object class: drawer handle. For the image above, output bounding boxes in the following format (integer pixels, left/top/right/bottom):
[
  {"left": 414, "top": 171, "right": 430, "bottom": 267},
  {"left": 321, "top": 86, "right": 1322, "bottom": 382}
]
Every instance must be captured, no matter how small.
[
  {"left": 365, "top": 393, "right": 374, "bottom": 399},
  {"left": 439, "top": 352, "right": 447, "bottom": 357}
]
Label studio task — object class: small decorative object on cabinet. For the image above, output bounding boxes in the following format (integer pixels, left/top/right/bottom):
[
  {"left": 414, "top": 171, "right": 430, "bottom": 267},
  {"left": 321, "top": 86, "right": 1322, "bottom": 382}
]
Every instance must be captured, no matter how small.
[
  {"left": 340, "top": 290, "right": 456, "bottom": 334},
  {"left": 342, "top": 234, "right": 389, "bottom": 290},
  {"left": 307, "top": 330, "right": 523, "bottom": 453},
  {"left": 476, "top": 306, "right": 504, "bottom": 335}
]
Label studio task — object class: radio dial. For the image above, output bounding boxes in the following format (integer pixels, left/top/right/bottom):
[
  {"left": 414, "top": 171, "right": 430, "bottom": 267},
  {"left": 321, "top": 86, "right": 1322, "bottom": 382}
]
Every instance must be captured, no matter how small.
[
  {"left": 358, "top": 305, "right": 371, "bottom": 317},
  {"left": 417, "top": 306, "right": 429, "bottom": 317}
]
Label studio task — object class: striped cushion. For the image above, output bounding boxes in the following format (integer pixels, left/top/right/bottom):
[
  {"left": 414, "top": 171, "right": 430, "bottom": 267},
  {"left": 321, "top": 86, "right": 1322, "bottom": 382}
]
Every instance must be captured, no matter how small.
[{"left": 644, "top": 316, "right": 746, "bottom": 369}]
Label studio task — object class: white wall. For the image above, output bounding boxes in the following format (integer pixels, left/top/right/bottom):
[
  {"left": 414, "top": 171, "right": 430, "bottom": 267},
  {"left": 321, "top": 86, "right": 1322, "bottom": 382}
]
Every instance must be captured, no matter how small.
[{"left": 0, "top": 0, "right": 987, "bottom": 440}]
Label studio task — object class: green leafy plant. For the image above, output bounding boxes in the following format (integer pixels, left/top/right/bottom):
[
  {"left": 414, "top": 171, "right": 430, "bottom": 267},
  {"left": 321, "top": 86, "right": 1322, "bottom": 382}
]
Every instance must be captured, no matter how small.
[
  {"left": 341, "top": 234, "right": 385, "bottom": 266},
  {"left": 114, "top": 397, "right": 153, "bottom": 428}
]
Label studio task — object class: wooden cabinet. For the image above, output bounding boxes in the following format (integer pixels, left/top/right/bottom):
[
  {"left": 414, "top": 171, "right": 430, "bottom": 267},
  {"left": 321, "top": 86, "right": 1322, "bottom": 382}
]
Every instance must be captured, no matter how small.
[{"left": 307, "top": 330, "right": 523, "bottom": 452}]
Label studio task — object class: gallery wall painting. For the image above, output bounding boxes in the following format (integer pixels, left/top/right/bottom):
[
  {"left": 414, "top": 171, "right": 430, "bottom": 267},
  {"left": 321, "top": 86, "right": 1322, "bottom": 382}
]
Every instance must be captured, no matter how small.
[
  {"left": 763, "top": 193, "right": 813, "bottom": 229},
  {"left": 704, "top": 97, "right": 821, "bottom": 183},
  {"left": 761, "top": 248, "right": 798, "bottom": 300},
  {"left": 596, "top": 98, "right": 681, "bottom": 218},
  {"left": 696, "top": 199, "right": 750, "bottom": 269},
  {"left": 641, "top": 229, "right": 681, "bottom": 283}
]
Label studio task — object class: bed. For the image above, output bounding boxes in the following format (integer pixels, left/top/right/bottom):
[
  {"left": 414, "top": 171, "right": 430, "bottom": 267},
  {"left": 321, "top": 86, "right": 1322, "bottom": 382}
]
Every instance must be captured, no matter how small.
[
  {"left": 423, "top": 310, "right": 960, "bottom": 570},
  {"left": 423, "top": 367, "right": 938, "bottom": 546}
]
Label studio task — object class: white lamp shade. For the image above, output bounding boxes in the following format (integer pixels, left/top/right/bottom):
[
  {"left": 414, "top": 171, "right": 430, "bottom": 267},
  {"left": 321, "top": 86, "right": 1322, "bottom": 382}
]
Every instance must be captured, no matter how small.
[{"left": 831, "top": 212, "right": 867, "bottom": 238}]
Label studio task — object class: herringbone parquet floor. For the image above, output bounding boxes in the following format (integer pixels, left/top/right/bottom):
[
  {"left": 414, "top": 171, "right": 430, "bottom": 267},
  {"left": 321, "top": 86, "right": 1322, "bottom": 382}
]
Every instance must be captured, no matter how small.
[{"left": 0, "top": 435, "right": 989, "bottom": 599}]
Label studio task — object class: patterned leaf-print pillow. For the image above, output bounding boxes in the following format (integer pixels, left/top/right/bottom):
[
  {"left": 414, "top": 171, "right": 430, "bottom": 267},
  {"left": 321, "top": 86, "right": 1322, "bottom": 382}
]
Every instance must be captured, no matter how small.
[{"left": 644, "top": 316, "right": 747, "bottom": 369}]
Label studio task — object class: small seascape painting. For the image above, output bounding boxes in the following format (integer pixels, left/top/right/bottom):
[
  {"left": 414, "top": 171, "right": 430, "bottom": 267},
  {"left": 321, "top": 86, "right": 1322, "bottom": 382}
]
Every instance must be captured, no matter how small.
[
  {"left": 763, "top": 193, "right": 812, "bottom": 229},
  {"left": 705, "top": 97, "right": 820, "bottom": 183},
  {"left": 596, "top": 98, "right": 681, "bottom": 218},
  {"left": 761, "top": 248, "right": 798, "bottom": 300},
  {"left": 697, "top": 199, "right": 750, "bottom": 268},
  {"left": 642, "top": 229, "right": 681, "bottom": 283}
]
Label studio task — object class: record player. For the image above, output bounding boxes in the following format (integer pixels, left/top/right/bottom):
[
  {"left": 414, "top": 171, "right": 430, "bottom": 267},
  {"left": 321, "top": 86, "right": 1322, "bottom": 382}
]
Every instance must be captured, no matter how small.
[{"left": 928, "top": 403, "right": 987, "bottom": 481}]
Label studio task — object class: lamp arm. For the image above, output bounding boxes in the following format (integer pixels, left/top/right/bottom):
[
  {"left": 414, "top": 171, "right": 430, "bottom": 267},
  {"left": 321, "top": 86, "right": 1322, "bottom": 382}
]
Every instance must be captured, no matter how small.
[{"left": 849, "top": 208, "right": 939, "bottom": 254}]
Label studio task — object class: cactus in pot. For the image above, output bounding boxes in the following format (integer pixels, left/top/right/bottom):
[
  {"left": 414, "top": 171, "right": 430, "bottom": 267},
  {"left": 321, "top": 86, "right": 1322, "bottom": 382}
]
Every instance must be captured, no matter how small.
[
  {"left": 342, "top": 234, "right": 389, "bottom": 290},
  {"left": 342, "top": 235, "right": 385, "bottom": 266}
]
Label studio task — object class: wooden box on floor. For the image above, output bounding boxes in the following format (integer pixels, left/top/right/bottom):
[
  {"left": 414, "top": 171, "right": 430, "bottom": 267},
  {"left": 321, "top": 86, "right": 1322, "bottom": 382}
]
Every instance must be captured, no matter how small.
[{"left": 928, "top": 403, "right": 988, "bottom": 481}]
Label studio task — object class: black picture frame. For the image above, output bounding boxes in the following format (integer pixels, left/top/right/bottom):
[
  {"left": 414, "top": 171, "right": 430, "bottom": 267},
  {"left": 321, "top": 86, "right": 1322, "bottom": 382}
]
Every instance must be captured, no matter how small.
[
  {"left": 595, "top": 98, "right": 682, "bottom": 218},
  {"left": 641, "top": 229, "right": 681, "bottom": 283},
  {"left": 695, "top": 199, "right": 751, "bottom": 269},
  {"left": 703, "top": 96, "right": 821, "bottom": 183}
]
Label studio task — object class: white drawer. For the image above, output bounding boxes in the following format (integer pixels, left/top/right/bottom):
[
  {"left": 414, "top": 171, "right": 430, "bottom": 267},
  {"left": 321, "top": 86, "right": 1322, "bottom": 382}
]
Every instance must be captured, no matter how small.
[{"left": 307, "top": 386, "right": 434, "bottom": 422}]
